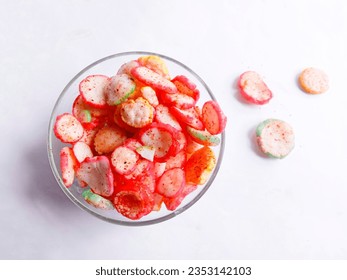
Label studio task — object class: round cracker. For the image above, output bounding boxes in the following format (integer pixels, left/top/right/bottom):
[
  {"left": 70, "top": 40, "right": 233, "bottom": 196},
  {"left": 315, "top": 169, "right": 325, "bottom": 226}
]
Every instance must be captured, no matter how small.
[{"left": 299, "top": 67, "right": 329, "bottom": 94}]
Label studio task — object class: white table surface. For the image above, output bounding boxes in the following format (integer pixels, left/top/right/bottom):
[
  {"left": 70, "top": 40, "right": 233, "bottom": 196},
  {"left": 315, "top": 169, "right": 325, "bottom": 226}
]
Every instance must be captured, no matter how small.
[{"left": 1, "top": 0, "right": 347, "bottom": 260}]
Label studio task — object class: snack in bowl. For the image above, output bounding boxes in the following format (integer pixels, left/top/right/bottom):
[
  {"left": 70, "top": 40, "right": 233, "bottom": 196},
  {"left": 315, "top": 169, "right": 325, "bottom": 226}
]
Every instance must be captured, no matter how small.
[{"left": 49, "top": 52, "right": 226, "bottom": 223}]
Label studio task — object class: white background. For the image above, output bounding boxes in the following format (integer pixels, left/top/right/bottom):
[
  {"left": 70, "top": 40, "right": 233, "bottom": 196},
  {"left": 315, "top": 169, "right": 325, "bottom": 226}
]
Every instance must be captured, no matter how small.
[{"left": 1, "top": 0, "right": 346, "bottom": 259}]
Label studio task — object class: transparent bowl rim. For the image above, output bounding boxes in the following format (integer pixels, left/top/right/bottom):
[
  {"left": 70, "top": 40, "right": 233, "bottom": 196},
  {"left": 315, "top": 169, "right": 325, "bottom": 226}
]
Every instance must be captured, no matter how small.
[{"left": 47, "top": 51, "right": 225, "bottom": 226}]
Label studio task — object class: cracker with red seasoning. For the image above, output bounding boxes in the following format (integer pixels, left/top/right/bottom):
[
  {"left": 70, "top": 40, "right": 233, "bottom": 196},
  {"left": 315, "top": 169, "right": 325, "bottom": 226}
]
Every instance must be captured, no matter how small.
[
  {"left": 155, "top": 104, "right": 182, "bottom": 131},
  {"left": 117, "top": 60, "right": 140, "bottom": 76},
  {"left": 163, "top": 184, "right": 198, "bottom": 211},
  {"left": 79, "top": 75, "right": 109, "bottom": 108},
  {"left": 72, "top": 95, "right": 107, "bottom": 129},
  {"left": 176, "top": 131, "right": 187, "bottom": 152},
  {"left": 160, "top": 92, "right": 196, "bottom": 109},
  {"left": 138, "top": 122, "right": 179, "bottom": 162},
  {"left": 54, "top": 113, "right": 84, "bottom": 143},
  {"left": 256, "top": 119, "right": 295, "bottom": 159},
  {"left": 156, "top": 167, "right": 185, "bottom": 198},
  {"left": 131, "top": 66, "right": 177, "bottom": 93},
  {"left": 76, "top": 156, "right": 114, "bottom": 197},
  {"left": 185, "top": 146, "right": 216, "bottom": 185},
  {"left": 299, "top": 67, "right": 329, "bottom": 94},
  {"left": 105, "top": 74, "right": 136, "bottom": 105},
  {"left": 79, "top": 126, "right": 98, "bottom": 147},
  {"left": 170, "top": 106, "right": 204, "bottom": 130},
  {"left": 111, "top": 146, "right": 139, "bottom": 175},
  {"left": 165, "top": 150, "right": 186, "bottom": 170},
  {"left": 124, "top": 138, "right": 142, "bottom": 151},
  {"left": 72, "top": 141, "right": 93, "bottom": 163},
  {"left": 201, "top": 100, "right": 227, "bottom": 135},
  {"left": 113, "top": 188, "right": 154, "bottom": 220},
  {"left": 113, "top": 176, "right": 154, "bottom": 220},
  {"left": 60, "top": 147, "right": 77, "bottom": 187},
  {"left": 140, "top": 86, "right": 159, "bottom": 107},
  {"left": 123, "top": 159, "right": 156, "bottom": 193},
  {"left": 186, "top": 126, "right": 220, "bottom": 146},
  {"left": 120, "top": 97, "right": 154, "bottom": 128},
  {"left": 138, "top": 55, "right": 170, "bottom": 79},
  {"left": 172, "top": 75, "right": 200, "bottom": 101},
  {"left": 82, "top": 189, "right": 114, "bottom": 210},
  {"left": 94, "top": 125, "right": 127, "bottom": 155},
  {"left": 113, "top": 105, "right": 139, "bottom": 133},
  {"left": 239, "top": 71, "right": 273, "bottom": 105}
]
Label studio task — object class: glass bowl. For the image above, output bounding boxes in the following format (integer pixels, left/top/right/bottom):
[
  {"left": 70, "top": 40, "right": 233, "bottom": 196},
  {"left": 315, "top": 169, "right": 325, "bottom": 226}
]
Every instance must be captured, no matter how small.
[{"left": 47, "top": 51, "right": 225, "bottom": 226}]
